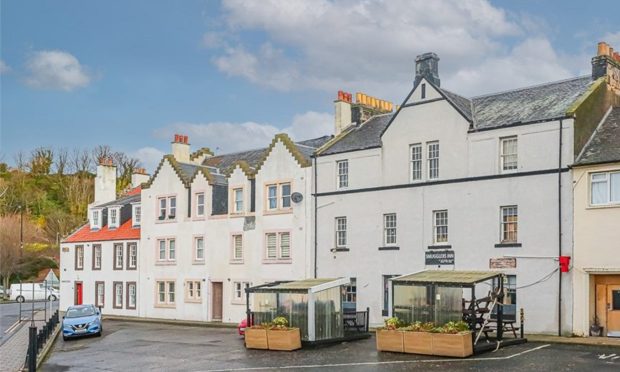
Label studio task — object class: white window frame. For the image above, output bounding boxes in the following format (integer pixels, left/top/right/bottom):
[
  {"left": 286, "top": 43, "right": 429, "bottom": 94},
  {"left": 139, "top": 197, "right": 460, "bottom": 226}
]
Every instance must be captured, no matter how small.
[
  {"left": 114, "top": 282, "right": 123, "bottom": 309},
  {"left": 590, "top": 171, "right": 620, "bottom": 206},
  {"left": 91, "top": 209, "right": 101, "bottom": 229},
  {"left": 427, "top": 141, "right": 439, "bottom": 180},
  {"left": 127, "top": 243, "right": 137, "bottom": 269},
  {"left": 232, "top": 281, "right": 251, "bottom": 303},
  {"left": 157, "top": 196, "right": 177, "bottom": 221},
  {"left": 432, "top": 210, "right": 448, "bottom": 244},
  {"left": 335, "top": 217, "right": 347, "bottom": 248},
  {"left": 93, "top": 244, "right": 102, "bottom": 269},
  {"left": 383, "top": 213, "right": 397, "bottom": 246},
  {"left": 75, "top": 245, "right": 84, "bottom": 270},
  {"left": 132, "top": 204, "right": 141, "bottom": 227},
  {"left": 156, "top": 238, "right": 176, "bottom": 262},
  {"left": 195, "top": 192, "right": 205, "bottom": 217},
  {"left": 233, "top": 188, "right": 244, "bottom": 214},
  {"left": 185, "top": 280, "right": 202, "bottom": 302},
  {"left": 264, "top": 231, "right": 291, "bottom": 260},
  {"left": 95, "top": 282, "right": 104, "bottom": 307},
  {"left": 500, "top": 206, "right": 518, "bottom": 243},
  {"left": 500, "top": 136, "right": 518, "bottom": 172},
  {"left": 232, "top": 234, "right": 243, "bottom": 261},
  {"left": 109, "top": 207, "right": 119, "bottom": 228},
  {"left": 337, "top": 160, "right": 349, "bottom": 189},
  {"left": 114, "top": 243, "right": 124, "bottom": 269},
  {"left": 410, "top": 143, "right": 422, "bottom": 181},
  {"left": 156, "top": 280, "right": 176, "bottom": 306},
  {"left": 265, "top": 182, "right": 293, "bottom": 211},
  {"left": 127, "top": 282, "right": 137, "bottom": 309},
  {"left": 194, "top": 236, "right": 205, "bottom": 261}
]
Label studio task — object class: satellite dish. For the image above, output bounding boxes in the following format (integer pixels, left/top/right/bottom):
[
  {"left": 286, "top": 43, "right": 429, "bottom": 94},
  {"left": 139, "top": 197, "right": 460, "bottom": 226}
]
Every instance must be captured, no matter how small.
[{"left": 291, "top": 192, "right": 303, "bottom": 203}]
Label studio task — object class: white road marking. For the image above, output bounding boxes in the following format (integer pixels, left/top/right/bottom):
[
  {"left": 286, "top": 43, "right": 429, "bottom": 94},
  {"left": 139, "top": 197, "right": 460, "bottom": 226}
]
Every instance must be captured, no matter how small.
[
  {"left": 4, "top": 318, "right": 25, "bottom": 334},
  {"left": 206, "top": 344, "right": 551, "bottom": 371},
  {"left": 598, "top": 353, "right": 617, "bottom": 360}
]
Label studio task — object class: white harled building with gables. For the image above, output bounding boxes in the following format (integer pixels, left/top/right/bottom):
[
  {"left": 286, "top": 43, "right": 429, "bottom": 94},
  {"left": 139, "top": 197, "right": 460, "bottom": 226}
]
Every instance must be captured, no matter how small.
[{"left": 313, "top": 44, "right": 620, "bottom": 335}]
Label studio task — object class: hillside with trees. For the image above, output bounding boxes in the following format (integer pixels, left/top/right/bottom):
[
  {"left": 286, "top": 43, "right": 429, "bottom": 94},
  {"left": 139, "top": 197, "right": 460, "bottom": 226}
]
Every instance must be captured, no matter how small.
[{"left": 0, "top": 146, "right": 142, "bottom": 290}]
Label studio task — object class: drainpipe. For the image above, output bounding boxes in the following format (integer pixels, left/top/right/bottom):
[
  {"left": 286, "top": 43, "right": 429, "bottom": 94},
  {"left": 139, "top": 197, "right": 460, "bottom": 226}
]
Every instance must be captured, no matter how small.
[
  {"left": 313, "top": 156, "right": 318, "bottom": 279},
  {"left": 558, "top": 119, "right": 563, "bottom": 337}
]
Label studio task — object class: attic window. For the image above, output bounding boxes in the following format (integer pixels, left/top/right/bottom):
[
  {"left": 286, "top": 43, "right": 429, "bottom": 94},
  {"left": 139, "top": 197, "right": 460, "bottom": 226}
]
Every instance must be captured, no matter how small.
[
  {"left": 91, "top": 209, "right": 101, "bottom": 229},
  {"left": 421, "top": 83, "right": 426, "bottom": 99},
  {"left": 109, "top": 207, "right": 120, "bottom": 229}
]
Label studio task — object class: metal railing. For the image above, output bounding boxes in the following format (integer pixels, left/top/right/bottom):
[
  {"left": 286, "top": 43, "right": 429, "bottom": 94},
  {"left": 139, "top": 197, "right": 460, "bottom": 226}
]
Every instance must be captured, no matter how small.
[{"left": 25, "top": 309, "right": 60, "bottom": 372}]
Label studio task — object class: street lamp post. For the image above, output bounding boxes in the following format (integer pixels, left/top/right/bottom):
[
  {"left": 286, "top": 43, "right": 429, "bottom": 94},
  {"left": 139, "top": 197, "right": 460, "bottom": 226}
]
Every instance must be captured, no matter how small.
[{"left": 19, "top": 205, "right": 24, "bottom": 258}]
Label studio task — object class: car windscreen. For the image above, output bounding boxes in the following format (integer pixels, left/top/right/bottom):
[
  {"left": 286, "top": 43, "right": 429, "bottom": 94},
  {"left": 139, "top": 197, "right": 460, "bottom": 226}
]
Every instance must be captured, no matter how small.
[{"left": 65, "top": 307, "right": 96, "bottom": 318}]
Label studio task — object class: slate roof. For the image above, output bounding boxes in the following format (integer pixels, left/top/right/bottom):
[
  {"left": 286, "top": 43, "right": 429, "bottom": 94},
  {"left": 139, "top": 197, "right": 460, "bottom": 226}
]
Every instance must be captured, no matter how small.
[
  {"left": 575, "top": 107, "right": 620, "bottom": 166},
  {"left": 318, "top": 76, "right": 595, "bottom": 156},
  {"left": 94, "top": 187, "right": 141, "bottom": 208},
  {"left": 469, "top": 76, "right": 593, "bottom": 130},
  {"left": 203, "top": 135, "right": 332, "bottom": 172},
  {"left": 319, "top": 114, "right": 393, "bottom": 156}
]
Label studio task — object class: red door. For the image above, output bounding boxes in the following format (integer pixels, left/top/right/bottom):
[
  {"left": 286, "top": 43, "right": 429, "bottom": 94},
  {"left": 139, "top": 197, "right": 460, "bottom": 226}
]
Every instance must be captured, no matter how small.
[{"left": 75, "top": 282, "right": 83, "bottom": 305}]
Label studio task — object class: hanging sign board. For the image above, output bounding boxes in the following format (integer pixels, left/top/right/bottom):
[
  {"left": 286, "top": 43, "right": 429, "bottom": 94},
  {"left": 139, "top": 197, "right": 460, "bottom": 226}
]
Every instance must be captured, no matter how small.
[
  {"left": 489, "top": 257, "right": 517, "bottom": 269},
  {"left": 425, "top": 250, "right": 455, "bottom": 265}
]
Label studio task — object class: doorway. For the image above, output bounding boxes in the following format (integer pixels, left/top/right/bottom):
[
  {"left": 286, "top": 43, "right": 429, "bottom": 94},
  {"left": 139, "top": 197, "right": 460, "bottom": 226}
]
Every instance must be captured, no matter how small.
[
  {"left": 212, "top": 282, "right": 223, "bottom": 321},
  {"left": 75, "top": 281, "right": 83, "bottom": 305},
  {"left": 595, "top": 275, "right": 620, "bottom": 337}
]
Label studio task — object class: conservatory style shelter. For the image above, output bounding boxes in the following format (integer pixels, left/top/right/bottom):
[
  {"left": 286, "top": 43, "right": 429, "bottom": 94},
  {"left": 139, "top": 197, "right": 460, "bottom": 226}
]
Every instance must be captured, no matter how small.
[
  {"left": 246, "top": 278, "right": 370, "bottom": 344},
  {"left": 390, "top": 270, "right": 526, "bottom": 352}
]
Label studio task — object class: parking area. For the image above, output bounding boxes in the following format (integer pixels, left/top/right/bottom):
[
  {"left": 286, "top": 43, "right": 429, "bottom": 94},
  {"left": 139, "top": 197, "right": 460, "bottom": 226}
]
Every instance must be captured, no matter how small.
[{"left": 42, "top": 320, "right": 620, "bottom": 371}]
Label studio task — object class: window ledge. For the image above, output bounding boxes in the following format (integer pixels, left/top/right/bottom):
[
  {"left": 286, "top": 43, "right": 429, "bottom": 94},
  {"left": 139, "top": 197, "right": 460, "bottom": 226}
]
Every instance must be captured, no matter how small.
[
  {"left": 378, "top": 246, "right": 400, "bottom": 251},
  {"left": 155, "top": 220, "right": 177, "bottom": 224},
  {"left": 332, "top": 247, "right": 350, "bottom": 252},
  {"left": 229, "top": 213, "right": 246, "bottom": 218},
  {"left": 155, "top": 261, "right": 177, "bottom": 266},
  {"left": 262, "top": 259, "right": 293, "bottom": 264},
  {"left": 192, "top": 260, "right": 205, "bottom": 265},
  {"left": 494, "top": 243, "right": 522, "bottom": 248},
  {"left": 263, "top": 209, "right": 293, "bottom": 216},
  {"left": 154, "top": 304, "right": 176, "bottom": 309},
  {"left": 229, "top": 260, "right": 245, "bottom": 264},
  {"left": 184, "top": 299, "right": 202, "bottom": 304},
  {"left": 587, "top": 203, "right": 620, "bottom": 210},
  {"left": 428, "top": 245, "right": 452, "bottom": 249}
]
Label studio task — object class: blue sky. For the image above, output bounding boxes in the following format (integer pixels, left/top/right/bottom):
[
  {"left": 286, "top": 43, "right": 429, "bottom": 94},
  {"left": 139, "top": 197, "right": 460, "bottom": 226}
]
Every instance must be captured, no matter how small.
[{"left": 1, "top": 0, "right": 619, "bottom": 171}]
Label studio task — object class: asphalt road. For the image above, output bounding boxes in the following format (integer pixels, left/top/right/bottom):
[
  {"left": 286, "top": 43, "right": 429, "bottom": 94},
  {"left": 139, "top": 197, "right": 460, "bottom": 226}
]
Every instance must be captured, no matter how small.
[
  {"left": 42, "top": 320, "right": 620, "bottom": 371},
  {"left": 0, "top": 300, "right": 59, "bottom": 346}
]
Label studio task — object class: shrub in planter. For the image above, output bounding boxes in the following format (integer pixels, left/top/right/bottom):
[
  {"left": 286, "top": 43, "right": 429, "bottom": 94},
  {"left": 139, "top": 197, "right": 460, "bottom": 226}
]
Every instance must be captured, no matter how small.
[
  {"left": 376, "top": 317, "right": 405, "bottom": 353},
  {"left": 245, "top": 324, "right": 269, "bottom": 350},
  {"left": 266, "top": 317, "right": 301, "bottom": 351},
  {"left": 402, "top": 322, "right": 434, "bottom": 354}
]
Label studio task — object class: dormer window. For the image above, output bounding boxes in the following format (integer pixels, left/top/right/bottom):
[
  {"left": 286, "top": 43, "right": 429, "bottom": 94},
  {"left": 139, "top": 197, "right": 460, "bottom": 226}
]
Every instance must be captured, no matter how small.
[
  {"left": 91, "top": 209, "right": 101, "bottom": 229},
  {"left": 109, "top": 207, "right": 120, "bottom": 229},
  {"left": 157, "top": 196, "right": 177, "bottom": 221},
  {"left": 133, "top": 204, "right": 141, "bottom": 227}
]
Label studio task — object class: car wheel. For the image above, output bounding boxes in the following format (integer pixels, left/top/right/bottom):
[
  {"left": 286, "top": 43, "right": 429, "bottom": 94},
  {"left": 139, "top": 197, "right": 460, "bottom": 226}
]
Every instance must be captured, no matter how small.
[
  {"left": 48, "top": 295, "right": 57, "bottom": 301},
  {"left": 96, "top": 331, "right": 101, "bottom": 337},
  {"left": 16, "top": 296, "right": 25, "bottom": 303}
]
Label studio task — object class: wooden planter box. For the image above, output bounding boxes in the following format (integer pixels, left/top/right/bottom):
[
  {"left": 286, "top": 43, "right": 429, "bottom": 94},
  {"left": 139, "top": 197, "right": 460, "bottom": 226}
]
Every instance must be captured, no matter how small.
[
  {"left": 403, "top": 331, "right": 433, "bottom": 355},
  {"left": 431, "top": 332, "right": 473, "bottom": 358},
  {"left": 245, "top": 328, "right": 268, "bottom": 350},
  {"left": 266, "top": 328, "right": 301, "bottom": 351},
  {"left": 375, "top": 329, "right": 404, "bottom": 353}
]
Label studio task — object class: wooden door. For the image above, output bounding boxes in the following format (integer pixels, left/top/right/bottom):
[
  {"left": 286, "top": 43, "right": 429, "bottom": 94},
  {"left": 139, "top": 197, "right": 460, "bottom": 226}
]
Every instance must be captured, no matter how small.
[
  {"left": 75, "top": 282, "right": 83, "bottom": 305},
  {"left": 607, "top": 285, "right": 620, "bottom": 336},
  {"left": 212, "top": 282, "right": 223, "bottom": 321}
]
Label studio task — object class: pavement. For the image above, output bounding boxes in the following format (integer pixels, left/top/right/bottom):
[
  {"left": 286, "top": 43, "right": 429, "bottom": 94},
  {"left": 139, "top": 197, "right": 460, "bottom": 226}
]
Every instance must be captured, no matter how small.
[
  {"left": 0, "top": 300, "right": 59, "bottom": 346},
  {"left": 41, "top": 320, "right": 620, "bottom": 372},
  {"left": 0, "top": 310, "right": 51, "bottom": 372}
]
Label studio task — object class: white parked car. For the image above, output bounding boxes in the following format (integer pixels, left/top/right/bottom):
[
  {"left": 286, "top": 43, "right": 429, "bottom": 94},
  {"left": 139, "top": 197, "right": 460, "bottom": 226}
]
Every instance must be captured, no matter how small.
[{"left": 9, "top": 283, "right": 58, "bottom": 302}]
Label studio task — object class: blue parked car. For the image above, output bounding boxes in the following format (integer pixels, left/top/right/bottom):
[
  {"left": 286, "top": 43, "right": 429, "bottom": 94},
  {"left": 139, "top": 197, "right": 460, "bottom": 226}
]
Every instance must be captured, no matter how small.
[{"left": 62, "top": 304, "right": 102, "bottom": 341}]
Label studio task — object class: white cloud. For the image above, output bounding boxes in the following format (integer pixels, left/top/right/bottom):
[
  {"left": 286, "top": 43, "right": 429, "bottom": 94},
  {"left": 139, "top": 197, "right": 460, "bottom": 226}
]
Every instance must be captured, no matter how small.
[
  {"left": 154, "top": 111, "right": 333, "bottom": 155},
  {"left": 205, "top": 0, "right": 591, "bottom": 98},
  {"left": 0, "top": 60, "right": 10, "bottom": 74},
  {"left": 130, "top": 147, "right": 166, "bottom": 174},
  {"left": 24, "top": 50, "right": 92, "bottom": 91}
]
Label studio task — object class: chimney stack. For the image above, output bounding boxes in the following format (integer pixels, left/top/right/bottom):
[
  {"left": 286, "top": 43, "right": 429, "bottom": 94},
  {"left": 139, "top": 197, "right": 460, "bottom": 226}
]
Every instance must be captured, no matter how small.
[
  {"left": 592, "top": 41, "right": 620, "bottom": 91},
  {"left": 131, "top": 167, "right": 150, "bottom": 188},
  {"left": 334, "top": 90, "right": 353, "bottom": 136},
  {"left": 171, "top": 134, "right": 190, "bottom": 163},
  {"left": 95, "top": 156, "right": 116, "bottom": 204},
  {"left": 414, "top": 52, "right": 440, "bottom": 87}
]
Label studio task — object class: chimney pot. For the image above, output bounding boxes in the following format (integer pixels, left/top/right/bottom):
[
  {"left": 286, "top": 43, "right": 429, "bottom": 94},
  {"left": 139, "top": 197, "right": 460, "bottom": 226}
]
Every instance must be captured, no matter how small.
[
  {"left": 610, "top": 47, "right": 615, "bottom": 57},
  {"left": 598, "top": 42, "right": 609, "bottom": 56}
]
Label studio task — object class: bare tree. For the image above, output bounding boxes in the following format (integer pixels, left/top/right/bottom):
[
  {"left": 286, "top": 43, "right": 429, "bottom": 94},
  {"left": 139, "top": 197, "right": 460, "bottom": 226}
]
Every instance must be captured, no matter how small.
[
  {"left": 114, "top": 152, "right": 141, "bottom": 191},
  {"left": 92, "top": 145, "right": 113, "bottom": 166},
  {"left": 0, "top": 214, "right": 43, "bottom": 291},
  {"left": 13, "top": 151, "right": 27, "bottom": 171},
  {"left": 65, "top": 175, "right": 94, "bottom": 216},
  {"left": 55, "top": 147, "right": 69, "bottom": 175},
  {"left": 71, "top": 148, "right": 92, "bottom": 175},
  {"left": 29, "top": 147, "right": 54, "bottom": 175}
]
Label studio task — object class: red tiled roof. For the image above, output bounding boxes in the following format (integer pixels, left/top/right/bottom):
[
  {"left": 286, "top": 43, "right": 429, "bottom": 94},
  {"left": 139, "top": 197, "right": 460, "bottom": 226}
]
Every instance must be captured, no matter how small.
[
  {"left": 63, "top": 219, "right": 140, "bottom": 243},
  {"left": 125, "top": 186, "right": 141, "bottom": 196}
]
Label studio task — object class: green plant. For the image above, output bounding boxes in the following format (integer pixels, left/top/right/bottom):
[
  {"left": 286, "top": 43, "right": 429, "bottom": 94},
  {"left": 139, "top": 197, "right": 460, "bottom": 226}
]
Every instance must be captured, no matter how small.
[
  {"left": 272, "top": 316, "right": 289, "bottom": 329},
  {"left": 384, "top": 317, "right": 405, "bottom": 330}
]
